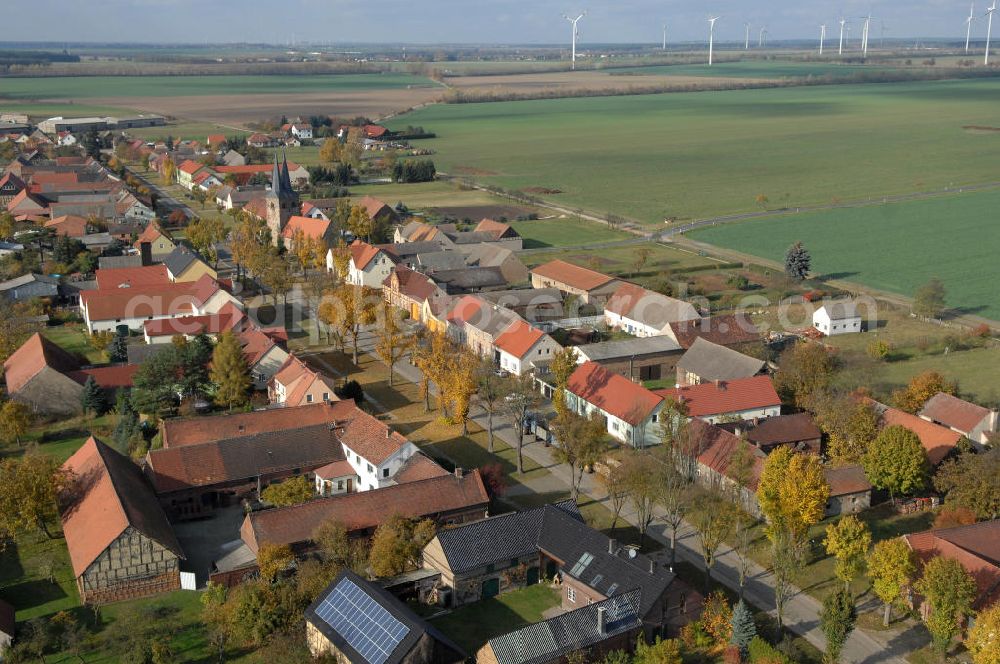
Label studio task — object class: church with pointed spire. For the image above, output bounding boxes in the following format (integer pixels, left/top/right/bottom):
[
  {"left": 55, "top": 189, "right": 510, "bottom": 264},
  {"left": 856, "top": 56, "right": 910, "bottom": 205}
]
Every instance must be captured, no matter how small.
[{"left": 265, "top": 150, "right": 299, "bottom": 245}]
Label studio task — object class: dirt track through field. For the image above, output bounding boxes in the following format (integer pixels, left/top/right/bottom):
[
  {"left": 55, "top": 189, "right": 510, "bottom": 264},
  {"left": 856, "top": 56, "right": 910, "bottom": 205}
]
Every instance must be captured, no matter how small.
[
  {"left": 445, "top": 70, "right": 771, "bottom": 94},
  {"left": 86, "top": 88, "right": 444, "bottom": 126}
]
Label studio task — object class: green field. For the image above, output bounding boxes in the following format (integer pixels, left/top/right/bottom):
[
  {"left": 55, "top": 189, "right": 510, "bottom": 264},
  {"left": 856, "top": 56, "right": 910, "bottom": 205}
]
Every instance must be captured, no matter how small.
[
  {"left": 602, "top": 60, "right": 907, "bottom": 79},
  {"left": 689, "top": 189, "right": 1000, "bottom": 320},
  {"left": 0, "top": 73, "right": 438, "bottom": 99},
  {"left": 390, "top": 78, "right": 1000, "bottom": 224},
  {"left": 510, "top": 218, "right": 631, "bottom": 248}
]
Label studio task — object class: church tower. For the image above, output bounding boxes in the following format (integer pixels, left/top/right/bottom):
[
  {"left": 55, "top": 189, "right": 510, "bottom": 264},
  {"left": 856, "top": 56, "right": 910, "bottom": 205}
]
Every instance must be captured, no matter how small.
[{"left": 264, "top": 150, "right": 299, "bottom": 245}]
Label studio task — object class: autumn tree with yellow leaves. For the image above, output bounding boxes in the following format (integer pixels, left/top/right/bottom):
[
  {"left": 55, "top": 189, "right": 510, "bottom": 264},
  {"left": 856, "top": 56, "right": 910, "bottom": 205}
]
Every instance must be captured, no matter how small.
[
  {"left": 374, "top": 304, "right": 412, "bottom": 387},
  {"left": 823, "top": 515, "right": 872, "bottom": 593},
  {"left": 318, "top": 284, "right": 378, "bottom": 364}
]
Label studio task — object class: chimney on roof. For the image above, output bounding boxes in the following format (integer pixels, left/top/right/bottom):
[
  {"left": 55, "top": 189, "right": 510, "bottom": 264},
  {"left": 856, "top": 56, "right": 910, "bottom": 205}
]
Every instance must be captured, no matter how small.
[
  {"left": 649, "top": 559, "right": 656, "bottom": 574},
  {"left": 717, "top": 380, "right": 727, "bottom": 391},
  {"left": 238, "top": 424, "right": 245, "bottom": 432},
  {"left": 597, "top": 606, "right": 607, "bottom": 635},
  {"left": 608, "top": 538, "right": 617, "bottom": 555},
  {"left": 385, "top": 427, "right": 391, "bottom": 438},
  {"left": 454, "top": 467, "right": 464, "bottom": 478},
  {"left": 140, "top": 241, "right": 152, "bottom": 266}
]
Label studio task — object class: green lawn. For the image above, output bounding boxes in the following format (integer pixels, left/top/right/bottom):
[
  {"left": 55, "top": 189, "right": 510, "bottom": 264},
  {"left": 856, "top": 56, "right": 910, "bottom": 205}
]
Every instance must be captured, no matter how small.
[
  {"left": 0, "top": 533, "right": 81, "bottom": 622},
  {"left": 389, "top": 78, "right": 1000, "bottom": 225},
  {"left": 0, "top": 73, "right": 437, "bottom": 99},
  {"left": 523, "top": 242, "right": 722, "bottom": 279},
  {"left": 690, "top": 189, "right": 1000, "bottom": 320},
  {"left": 42, "top": 324, "right": 105, "bottom": 364},
  {"left": 131, "top": 121, "right": 248, "bottom": 143},
  {"left": 348, "top": 181, "right": 503, "bottom": 210},
  {"left": 429, "top": 584, "right": 561, "bottom": 654},
  {"left": 511, "top": 218, "right": 631, "bottom": 248},
  {"left": 0, "top": 100, "right": 140, "bottom": 120}
]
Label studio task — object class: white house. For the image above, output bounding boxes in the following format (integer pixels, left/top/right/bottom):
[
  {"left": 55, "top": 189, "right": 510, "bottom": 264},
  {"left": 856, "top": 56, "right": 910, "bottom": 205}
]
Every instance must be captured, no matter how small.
[
  {"left": 604, "top": 282, "right": 701, "bottom": 338},
  {"left": 494, "top": 319, "right": 562, "bottom": 376},
  {"left": 337, "top": 416, "right": 419, "bottom": 492},
  {"left": 79, "top": 274, "right": 241, "bottom": 334},
  {"left": 919, "top": 392, "right": 999, "bottom": 447},
  {"left": 313, "top": 459, "right": 357, "bottom": 496},
  {"left": 813, "top": 300, "right": 862, "bottom": 336},
  {"left": 565, "top": 361, "right": 665, "bottom": 448},
  {"left": 331, "top": 240, "right": 397, "bottom": 288},
  {"left": 290, "top": 124, "right": 313, "bottom": 140},
  {"left": 655, "top": 375, "right": 782, "bottom": 424}
]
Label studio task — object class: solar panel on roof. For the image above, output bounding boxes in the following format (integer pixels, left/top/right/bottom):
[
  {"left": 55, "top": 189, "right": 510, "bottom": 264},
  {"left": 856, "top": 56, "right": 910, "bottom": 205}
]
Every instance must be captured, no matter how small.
[
  {"left": 314, "top": 577, "right": 410, "bottom": 664},
  {"left": 591, "top": 574, "right": 604, "bottom": 588},
  {"left": 569, "top": 552, "right": 594, "bottom": 578}
]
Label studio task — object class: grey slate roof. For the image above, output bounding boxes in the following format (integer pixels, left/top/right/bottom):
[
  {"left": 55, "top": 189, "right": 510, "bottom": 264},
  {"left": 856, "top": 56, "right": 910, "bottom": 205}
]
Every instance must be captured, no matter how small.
[
  {"left": 434, "top": 501, "right": 582, "bottom": 575},
  {"left": 434, "top": 501, "right": 674, "bottom": 619},
  {"left": 162, "top": 245, "right": 201, "bottom": 277},
  {"left": 0, "top": 272, "right": 59, "bottom": 292},
  {"left": 98, "top": 255, "right": 144, "bottom": 269},
  {"left": 432, "top": 266, "right": 508, "bottom": 292},
  {"left": 576, "top": 335, "right": 682, "bottom": 362},
  {"left": 305, "top": 569, "right": 466, "bottom": 664},
  {"left": 819, "top": 300, "right": 859, "bottom": 320},
  {"left": 676, "top": 337, "right": 765, "bottom": 382},
  {"left": 488, "top": 590, "right": 642, "bottom": 664}
]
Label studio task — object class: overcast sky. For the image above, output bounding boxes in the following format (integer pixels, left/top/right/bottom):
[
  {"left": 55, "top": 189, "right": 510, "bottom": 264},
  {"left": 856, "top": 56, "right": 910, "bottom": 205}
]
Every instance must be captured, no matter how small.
[{"left": 20, "top": 1, "right": 982, "bottom": 45}]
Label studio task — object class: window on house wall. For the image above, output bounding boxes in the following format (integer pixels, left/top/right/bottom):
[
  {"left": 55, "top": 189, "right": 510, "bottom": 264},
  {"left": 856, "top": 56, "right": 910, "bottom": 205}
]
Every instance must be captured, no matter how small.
[
  {"left": 382, "top": 468, "right": 389, "bottom": 478},
  {"left": 367, "top": 463, "right": 373, "bottom": 473},
  {"left": 322, "top": 392, "right": 330, "bottom": 401},
  {"left": 567, "top": 587, "right": 576, "bottom": 603},
  {"left": 306, "top": 394, "right": 313, "bottom": 403}
]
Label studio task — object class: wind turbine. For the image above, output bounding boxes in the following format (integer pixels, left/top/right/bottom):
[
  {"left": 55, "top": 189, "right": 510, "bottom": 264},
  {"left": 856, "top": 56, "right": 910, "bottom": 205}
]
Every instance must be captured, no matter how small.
[
  {"left": 820, "top": 24, "right": 827, "bottom": 54},
  {"left": 562, "top": 11, "right": 586, "bottom": 70},
  {"left": 859, "top": 14, "right": 873, "bottom": 57},
  {"left": 663, "top": 23, "right": 668, "bottom": 50},
  {"left": 839, "top": 18, "right": 847, "bottom": 54},
  {"left": 986, "top": 1, "right": 997, "bottom": 65},
  {"left": 745, "top": 23, "right": 751, "bottom": 50},
  {"left": 759, "top": 26, "right": 766, "bottom": 48},
  {"left": 966, "top": 3, "right": 977, "bottom": 53},
  {"left": 708, "top": 16, "right": 720, "bottom": 65}
]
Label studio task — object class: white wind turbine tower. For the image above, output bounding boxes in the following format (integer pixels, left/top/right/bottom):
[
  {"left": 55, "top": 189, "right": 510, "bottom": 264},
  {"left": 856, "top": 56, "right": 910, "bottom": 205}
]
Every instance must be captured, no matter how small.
[
  {"left": 708, "top": 16, "right": 720, "bottom": 65},
  {"left": 745, "top": 23, "right": 751, "bottom": 50},
  {"left": 663, "top": 23, "right": 668, "bottom": 50},
  {"left": 820, "top": 24, "right": 827, "bottom": 54},
  {"left": 966, "top": 3, "right": 977, "bottom": 54},
  {"left": 839, "top": 18, "right": 847, "bottom": 54},
  {"left": 861, "top": 14, "right": 873, "bottom": 56},
  {"left": 562, "top": 11, "right": 587, "bottom": 70},
  {"left": 759, "top": 26, "right": 766, "bottom": 47},
  {"left": 986, "top": 1, "right": 997, "bottom": 65}
]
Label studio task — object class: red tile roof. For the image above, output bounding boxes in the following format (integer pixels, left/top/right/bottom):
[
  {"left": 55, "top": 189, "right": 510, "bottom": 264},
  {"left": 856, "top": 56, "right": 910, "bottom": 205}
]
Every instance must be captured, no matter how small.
[
  {"left": 384, "top": 265, "right": 439, "bottom": 303},
  {"left": 474, "top": 218, "right": 515, "bottom": 240},
  {"left": 349, "top": 240, "right": 386, "bottom": 270},
  {"left": 823, "top": 465, "right": 872, "bottom": 497},
  {"left": 655, "top": 375, "right": 781, "bottom": 419},
  {"left": 363, "top": 124, "right": 388, "bottom": 139},
  {"left": 355, "top": 195, "right": 392, "bottom": 220},
  {"left": 872, "top": 400, "right": 962, "bottom": 466},
  {"left": 745, "top": 412, "right": 821, "bottom": 446},
  {"left": 161, "top": 401, "right": 350, "bottom": 449},
  {"left": 684, "top": 418, "right": 765, "bottom": 490},
  {"left": 206, "top": 134, "right": 226, "bottom": 146},
  {"left": 314, "top": 459, "right": 356, "bottom": 480},
  {"left": 667, "top": 314, "right": 761, "bottom": 349},
  {"left": 567, "top": 361, "right": 664, "bottom": 426},
  {"left": 446, "top": 295, "right": 486, "bottom": 325},
  {"left": 531, "top": 260, "right": 615, "bottom": 292},
  {"left": 3, "top": 332, "right": 80, "bottom": 393},
  {"left": 62, "top": 437, "right": 183, "bottom": 577},
  {"left": 95, "top": 264, "right": 170, "bottom": 290},
  {"left": 905, "top": 520, "right": 1000, "bottom": 609},
  {"left": 494, "top": 319, "right": 546, "bottom": 359},
  {"left": 242, "top": 471, "right": 489, "bottom": 552},
  {"left": 281, "top": 215, "right": 332, "bottom": 241},
  {"left": 144, "top": 305, "right": 244, "bottom": 338},
  {"left": 177, "top": 159, "right": 204, "bottom": 176},
  {"left": 242, "top": 196, "right": 268, "bottom": 220},
  {"left": 238, "top": 327, "right": 282, "bottom": 367},
  {"left": 45, "top": 214, "right": 88, "bottom": 238},
  {"left": 81, "top": 282, "right": 200, "bottom": 322},
  {"left": 67, "top": 364, "right": 140, "bottom": 389},
  {"left": 336, "top": 407, "right": 412, "bottom": 466},
  {"left": 919, "top": 392, "right": 994, "bottom": 435},
  {"left": 272, "top": 355, "right": 339, "bottom": 407},
  {"left": 393, "top": 453, "right": 450, "bottom": 483}
]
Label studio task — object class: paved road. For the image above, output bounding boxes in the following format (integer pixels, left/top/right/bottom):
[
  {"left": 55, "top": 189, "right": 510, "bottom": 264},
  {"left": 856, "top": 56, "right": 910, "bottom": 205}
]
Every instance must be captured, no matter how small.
[
  {"left": 337, "top": 331, "right": 917, "bottom": 663},
  {"left": 123, "top": 165, "right": 197, "bottom": 219}
]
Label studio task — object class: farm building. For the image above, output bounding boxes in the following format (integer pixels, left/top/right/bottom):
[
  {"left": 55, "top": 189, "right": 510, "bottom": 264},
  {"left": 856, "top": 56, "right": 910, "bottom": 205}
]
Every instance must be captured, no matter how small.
[
  {"left": 823, "top": 465, "right": 872, "bottom": 517},
  {"left": 62, "top": 437, "right": 184, "bottom": 604},
  {"left": 655, "top": 375, "right": 781, "bottom": 424},
  {"left": 604, "top": 283, "right": 701, "bottom": 337},
  {"left": 918, "top": 391, "right": 998, "bottom": 447},
  {"left": 305, "top": 570, "right": 466, "bottom": 664},
  {"left": 904, "top": 520, "right": 1000, "bottom": 612},
  {"left": 675, "top": 337, "right": 765, "bottom": 386},
  {"left": 529, "top": 260, "right": 621, "bottom": 305},
  {"left": 574, "top": 336, "right": 684, "bottom": 384}
]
